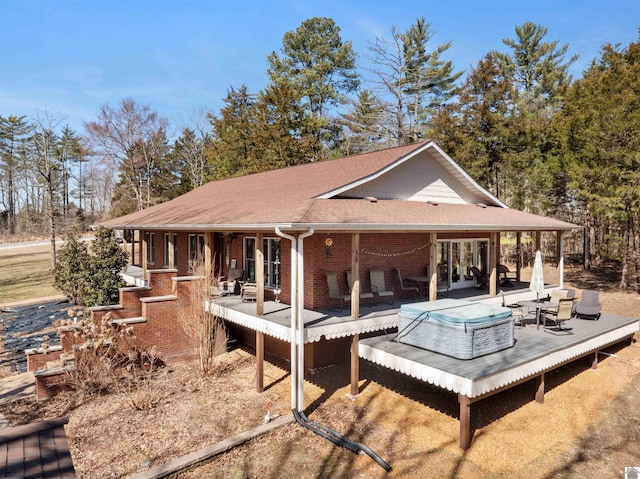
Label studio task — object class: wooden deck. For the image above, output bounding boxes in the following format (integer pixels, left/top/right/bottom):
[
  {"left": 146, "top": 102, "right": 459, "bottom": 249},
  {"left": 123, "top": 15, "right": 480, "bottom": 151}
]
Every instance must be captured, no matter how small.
[
  {"left": 359, "top": 313, "right": 639, "bottom": 449},
  {"left": 210, "top": 291, "right": 639, "bottom": 450}
]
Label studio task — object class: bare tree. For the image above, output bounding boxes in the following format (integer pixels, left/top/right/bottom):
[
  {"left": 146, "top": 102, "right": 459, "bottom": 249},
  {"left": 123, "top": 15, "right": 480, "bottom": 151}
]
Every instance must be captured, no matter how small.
[
  {"left": 84, "top": 99, "right": 170, "bottom": 216},
  {"left": 32, "top": 112, "right": 64, "bottom": 267}
]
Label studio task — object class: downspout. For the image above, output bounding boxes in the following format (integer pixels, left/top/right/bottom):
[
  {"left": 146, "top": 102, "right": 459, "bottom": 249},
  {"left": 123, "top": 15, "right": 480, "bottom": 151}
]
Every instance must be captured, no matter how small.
[
  {"left": 296, "top": 228, "right": 314, "bottom": 412},
  {"left": 275, "top": 227, "right": 298, "bottom": 411},
  {"left": 277, "top": 227, "right": 391, "bottom": 472}
]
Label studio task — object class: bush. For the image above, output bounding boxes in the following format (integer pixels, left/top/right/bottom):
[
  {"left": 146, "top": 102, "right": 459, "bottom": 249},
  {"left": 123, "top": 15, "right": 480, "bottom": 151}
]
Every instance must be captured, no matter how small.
[
  {"left": 84, "top": 227, "right": 129, "bottom": 307},
  {"left": 53, "top": 229, "right": 90, "bottom": 304}
]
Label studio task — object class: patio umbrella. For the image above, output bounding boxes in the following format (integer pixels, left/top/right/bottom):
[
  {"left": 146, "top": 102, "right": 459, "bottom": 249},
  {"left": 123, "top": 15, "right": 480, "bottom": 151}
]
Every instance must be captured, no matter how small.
[{"left": 529, "top": 250, "right": 545, "bottom": 301}]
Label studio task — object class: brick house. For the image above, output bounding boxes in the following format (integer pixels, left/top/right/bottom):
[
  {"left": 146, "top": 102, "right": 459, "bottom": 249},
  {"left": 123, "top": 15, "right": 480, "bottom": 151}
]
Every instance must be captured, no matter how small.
[{"left": 28, "top": 140, "right": 577, "bottom": 400}]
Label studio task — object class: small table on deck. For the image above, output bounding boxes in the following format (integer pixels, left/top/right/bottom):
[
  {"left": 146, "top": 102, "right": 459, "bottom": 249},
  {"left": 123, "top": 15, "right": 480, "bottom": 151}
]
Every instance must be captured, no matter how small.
[
  {"left": 405, "top": 275, "right": 430, "bottom": 297},
  {"left": 519, "top": 300, "right": 558, "bottom": 330}
]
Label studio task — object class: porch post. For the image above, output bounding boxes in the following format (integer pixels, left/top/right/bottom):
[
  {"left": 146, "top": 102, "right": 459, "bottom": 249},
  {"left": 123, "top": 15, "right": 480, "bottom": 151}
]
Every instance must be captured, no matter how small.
[
  {"left": 557, "top": 231, "right": 564, "bottom": 288},
  {"left": 168, "top": 231, "right": 175, "bottom": 270},
  {"left": 429, "top": 233, "right": 437, "bottom": 301},
  {"left": 141, "top": 231, "right": 148, "bottom": 278},
  {"left": 351, "top": 233, "right": 360, "bottom": 318},
  {"left": 204, "top": 232, "right": 213, "bottom": 277},
  {"left": 489, "top": 232, "right": 498, "bottom": 296},
  {"left": 256, "top": 233, "right": 264, "bottom": 316},
  {"left": 122, "top": 231, "right": 129, "bottom": 271},
  {"left": 516, "top": 232, "right": 522, "bottom": 281}
]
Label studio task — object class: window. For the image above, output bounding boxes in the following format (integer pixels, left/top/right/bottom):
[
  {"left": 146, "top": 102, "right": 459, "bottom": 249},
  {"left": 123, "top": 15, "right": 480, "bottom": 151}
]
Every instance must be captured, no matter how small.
[
  {"left": 244, "top": 237, "right": 281, "bottom": 288},
  {"left": 188, "top": 234, "right": 205, "bottom": 271},
  {"left": 146, "top": 233, "right": 155, "bottom": 264},
  {"left": 164, "top": 233, "right": 177, "bottom": 268}
]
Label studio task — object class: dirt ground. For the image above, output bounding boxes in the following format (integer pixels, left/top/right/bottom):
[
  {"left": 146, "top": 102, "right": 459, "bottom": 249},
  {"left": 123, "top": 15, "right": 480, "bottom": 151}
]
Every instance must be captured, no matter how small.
[{"left": 0, "top": 264, "right": 639, "bottom": 478}]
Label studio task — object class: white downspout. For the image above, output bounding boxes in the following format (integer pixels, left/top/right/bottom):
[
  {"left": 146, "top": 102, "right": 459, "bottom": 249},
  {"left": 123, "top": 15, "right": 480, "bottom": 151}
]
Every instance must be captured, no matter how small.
[
  {"left": 275, "top": 227, "right": 298, "bottom": 411},
  {"left": 296, "top": 228, "right": 314, "bottom": 412}
]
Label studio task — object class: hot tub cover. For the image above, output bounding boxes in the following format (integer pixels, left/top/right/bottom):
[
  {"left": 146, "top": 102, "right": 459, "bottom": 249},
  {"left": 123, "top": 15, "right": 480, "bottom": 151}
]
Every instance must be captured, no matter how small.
[{"left": 400, "top": 299, "right": 512, "bottom": 325}]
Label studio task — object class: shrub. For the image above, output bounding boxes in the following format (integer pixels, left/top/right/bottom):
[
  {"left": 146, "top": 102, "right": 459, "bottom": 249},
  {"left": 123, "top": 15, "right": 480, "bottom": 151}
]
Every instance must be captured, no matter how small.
[
  {"left": 84, "top": 227, "right": 128, "bottom": 307},
  {"left": 53, "top": 229, "right": 90, "bottom": 304}
]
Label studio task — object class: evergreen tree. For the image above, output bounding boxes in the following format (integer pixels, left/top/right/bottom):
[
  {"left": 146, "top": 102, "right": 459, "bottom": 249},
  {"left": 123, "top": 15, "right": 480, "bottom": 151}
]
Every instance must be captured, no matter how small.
[
  {"left": 403, "top": 17, "right": 463, "bottom": 140},
  {"left": 267, "top": 17, "right": 359, "bottom": 157},
  {"left": 366, "top": 17, "right": 462, "bottom": 145},
  {"left": 208, "top": 85, "right": 258, "bottom": 179},
  {"left": 0, "top": 115, "right": 33, "bottom": 234},
  {"left": 559, "top": 39, "right": 640, "bottom": 287},
  {"left": 84, "top": 227, "right": 128, "bottom": 306},
  {"left": 498, "top": 22, "right": 577, "bottom": 107},
  {"left": 54, "top": 229, "right": 91, "bottom": 304},
  {"left": 267, "top": 17, "right": 359, "bottom": 119},
  {"left": 338, "top": 89, "right": 386, "bottom": 155}
]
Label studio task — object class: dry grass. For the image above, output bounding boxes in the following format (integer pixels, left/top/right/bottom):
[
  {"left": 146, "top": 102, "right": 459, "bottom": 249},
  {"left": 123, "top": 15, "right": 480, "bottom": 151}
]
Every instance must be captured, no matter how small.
[{"left": 0, "top": 244, "right": 60, "bottom": 305}]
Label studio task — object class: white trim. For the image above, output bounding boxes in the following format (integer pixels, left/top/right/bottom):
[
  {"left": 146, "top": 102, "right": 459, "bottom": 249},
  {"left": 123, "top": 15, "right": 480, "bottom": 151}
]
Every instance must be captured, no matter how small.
[
  {"left": 317, "top": 141, "right": 509, "bottom": 208},
  {"left": 207, "top": 301, "right": 397, "bottom": 343}
]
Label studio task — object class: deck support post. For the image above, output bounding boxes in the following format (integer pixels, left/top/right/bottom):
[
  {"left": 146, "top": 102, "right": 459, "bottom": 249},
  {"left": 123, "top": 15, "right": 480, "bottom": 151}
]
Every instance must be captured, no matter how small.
[
  {"left": 350, "top": 334, "right": 359, "bottom": 397},
  {"left": 592, "top": 351, "right": 598, "bottom": 369},
  {"left": 535, "top": 372, "right": 545, "bottom": 403},
  {"left": 256, "top": 331, "right": 264, "bottom": 392},
  {"left": 458, "top": 393, "right": 471, "bottom": 450}
]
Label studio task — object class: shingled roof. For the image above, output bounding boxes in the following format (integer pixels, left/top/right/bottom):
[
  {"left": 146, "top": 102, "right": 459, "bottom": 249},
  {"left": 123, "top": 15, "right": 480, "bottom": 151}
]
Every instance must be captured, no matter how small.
[{"left": 102, "top": 140, "right": 576, "bottom": 233}]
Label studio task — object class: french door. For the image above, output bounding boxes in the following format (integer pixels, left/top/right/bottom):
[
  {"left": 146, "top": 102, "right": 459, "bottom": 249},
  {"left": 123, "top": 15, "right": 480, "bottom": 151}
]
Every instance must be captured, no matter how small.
[{"left": 438, "top": 239, "right": 489, "bottom": 290}]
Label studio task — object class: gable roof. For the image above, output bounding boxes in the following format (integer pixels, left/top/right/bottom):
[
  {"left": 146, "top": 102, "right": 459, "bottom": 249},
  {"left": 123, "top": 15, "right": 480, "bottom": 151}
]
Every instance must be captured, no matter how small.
[{"left": 101, "top": 140, "right": 576, "bottom": 233}]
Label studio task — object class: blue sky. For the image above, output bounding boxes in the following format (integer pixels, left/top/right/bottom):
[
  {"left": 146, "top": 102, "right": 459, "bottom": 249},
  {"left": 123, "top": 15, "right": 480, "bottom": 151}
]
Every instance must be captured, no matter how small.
[{"left": 1, "top": 0, "right": 638, "bottom": 135}]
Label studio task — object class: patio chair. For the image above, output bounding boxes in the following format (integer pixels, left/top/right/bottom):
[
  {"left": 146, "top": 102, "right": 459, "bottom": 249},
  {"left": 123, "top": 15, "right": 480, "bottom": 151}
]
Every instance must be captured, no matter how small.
[
  {"left": 501, "top": 291, "right": 526, "bottom": 327},
  {"left": 497, "top": 264, "right": 516, "bottom": 287},
  {"left": 575, "top": 290, "right": 601, "bottom": 320},
  {"left": 369, "top": 269, "right": 394, "bottom": 304},
  {"left": 326, "top": 272, "right": 351, "bottom": 310},
  {"left": 346, "top": 271, "right": 374, "bottom": 305},
  {"left": 219, "top": 268, "right": 244, "bottom": 294},
  {"left": 543, "top": 297, "right": 574, "bottom": 330},
  {"left": 470, "top": 266, "right": 488, "bottom": 289},
  {"left": 240, "top": 282, "right": 257, "bottom": 302},
  {"left": 394, "top": 268, "right": 419, "bottom": 298}
]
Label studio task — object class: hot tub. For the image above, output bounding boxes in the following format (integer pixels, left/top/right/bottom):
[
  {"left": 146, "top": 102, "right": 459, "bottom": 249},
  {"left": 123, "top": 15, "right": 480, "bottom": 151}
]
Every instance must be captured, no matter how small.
[{"left": 397, "top": 299, "right": 514, "bottom": 359}]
